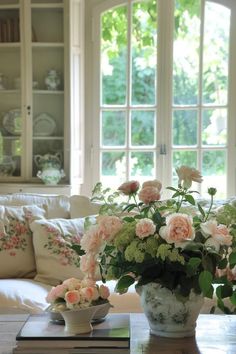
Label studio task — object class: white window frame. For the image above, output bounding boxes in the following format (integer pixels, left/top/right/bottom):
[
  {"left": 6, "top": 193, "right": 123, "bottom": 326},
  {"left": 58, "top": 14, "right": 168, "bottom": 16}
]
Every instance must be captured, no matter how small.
[{"left": 82, "top": 0, "right": 236, "bottom": 198}]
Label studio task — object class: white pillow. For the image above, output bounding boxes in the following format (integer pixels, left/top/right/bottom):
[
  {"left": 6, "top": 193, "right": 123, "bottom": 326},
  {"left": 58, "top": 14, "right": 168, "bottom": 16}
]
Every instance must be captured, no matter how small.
[
  {"left": 0, "top": 205, "right": 46, "bottom": 278},
  {"left": 0, "top": 193, "right": 70, "bottom": 219},
  {"left": 70, "top": 195, "right": 100, "bottom": 218},
  {"left": 30, "top": 218, "right": 86, "bottom": 286}
]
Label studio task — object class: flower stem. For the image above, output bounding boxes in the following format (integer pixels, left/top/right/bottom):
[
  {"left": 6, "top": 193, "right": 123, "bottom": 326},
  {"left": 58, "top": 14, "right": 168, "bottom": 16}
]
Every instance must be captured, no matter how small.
[{"left": 204, "top": 194, "right": 214, "bottom": 222}]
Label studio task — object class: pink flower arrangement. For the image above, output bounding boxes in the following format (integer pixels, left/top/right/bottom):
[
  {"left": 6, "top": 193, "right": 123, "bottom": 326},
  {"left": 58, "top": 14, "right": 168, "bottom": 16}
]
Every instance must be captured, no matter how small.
[
  {"left": 74, "top": 166, "right": 236, "bottom": 314},
  {"left": 46, "top": 277, "right": 110, "bottom": 310}
]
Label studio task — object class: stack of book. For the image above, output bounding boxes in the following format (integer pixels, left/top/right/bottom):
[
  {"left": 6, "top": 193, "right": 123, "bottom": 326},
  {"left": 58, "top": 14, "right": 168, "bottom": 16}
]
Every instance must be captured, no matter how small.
[
  {"left": 0, "top": 17, "right": 20, "bottom": 42},
  {"left": 13, "top": 313, "right": 130, "bottom": 354}
]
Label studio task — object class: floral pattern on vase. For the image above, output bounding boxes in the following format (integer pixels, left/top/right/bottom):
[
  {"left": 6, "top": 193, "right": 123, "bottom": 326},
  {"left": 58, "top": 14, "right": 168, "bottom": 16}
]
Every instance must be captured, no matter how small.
[{"left": 139, "top": 282, "right": 204, "bottom": 338}]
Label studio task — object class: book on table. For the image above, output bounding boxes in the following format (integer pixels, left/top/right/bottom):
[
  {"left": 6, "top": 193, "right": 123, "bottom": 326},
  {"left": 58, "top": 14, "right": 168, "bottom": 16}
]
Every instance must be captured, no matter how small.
[{"left": 13, "top": 313, "right": 130, "bottom": 353}]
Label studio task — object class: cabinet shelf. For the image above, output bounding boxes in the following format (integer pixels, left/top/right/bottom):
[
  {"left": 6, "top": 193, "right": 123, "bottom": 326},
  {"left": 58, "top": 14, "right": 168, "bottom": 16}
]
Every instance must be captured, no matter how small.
[
  {"left": 0, "top": 42, "right": 20, "bottom": 48},
  {"left": 33, "top": 90, "right": 64, "bottom": 94},
  {"left": 33, "top": 136, "right": 64, "bottom": 140},
  {"left": 32, "top": 42, "right": 64, "bottom": 48},
  {"left": 0, "top": 89, "right": 20, "bottom": 93}
]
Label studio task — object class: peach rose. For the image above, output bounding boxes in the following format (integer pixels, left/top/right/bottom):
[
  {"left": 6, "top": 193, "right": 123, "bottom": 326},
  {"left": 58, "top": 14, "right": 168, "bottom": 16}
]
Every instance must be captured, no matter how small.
[
  {"left": 62, "top": 278, "right": 82, "bottom": 291},
  {"left": 176, "top": 165, "right": 202, "bottom": 189},
  {"left": 118, "top": 180, "right": 140, "bottom": 195},
  {"left": 138, "top": 186, "right": 161, "bottom": 204},
  {"left": 99, "top": 284, "right": 110, "bottom": 299},
  {"left": 80, "top": 286, "right": 99, "bottom": 302},
  {"left": 136, "top": 218, "right": 156, "bottom": 239},
  {"left": 159, "top": 213, "right": 195, "bottom": 244},
  {"left": 65, "top": 290, "right": 80, "bottom": 305}
]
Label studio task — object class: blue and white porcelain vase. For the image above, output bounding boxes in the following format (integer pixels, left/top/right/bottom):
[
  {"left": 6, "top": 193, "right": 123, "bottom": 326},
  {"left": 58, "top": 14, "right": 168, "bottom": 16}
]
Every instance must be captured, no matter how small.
[{"left": 138, "top": 282, "right": 204, "bottom": 338}]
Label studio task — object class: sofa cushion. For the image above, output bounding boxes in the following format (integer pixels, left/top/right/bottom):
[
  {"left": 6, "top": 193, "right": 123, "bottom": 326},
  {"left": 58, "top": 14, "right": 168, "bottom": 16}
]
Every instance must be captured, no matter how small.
[
  {"left": 70, "top": 195, "right": 100, "bottom": 218},
  {"left": 0, "top": 205, "right": 45, "bottom": 278},
  {"left": 0, "top": 279, "right": 52, "bottom": 314},
  {"left": 0, "top": 193, "right": 70, "bottom": 219},
  {"left": 30, "top": 218, "right": 87, "bottom": 286}
]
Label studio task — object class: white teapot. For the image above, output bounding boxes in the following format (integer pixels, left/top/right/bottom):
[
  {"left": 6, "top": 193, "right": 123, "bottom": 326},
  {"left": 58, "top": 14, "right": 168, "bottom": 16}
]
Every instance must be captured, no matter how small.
[
  {"left": 37, "top": 168, "right": 65, "bottom": 185},
  {"left": 34, "top": 152, "right": 62, "bottom": 170},
  {"left": 34, "top": 152, "right": 65, "bottom": 185}
]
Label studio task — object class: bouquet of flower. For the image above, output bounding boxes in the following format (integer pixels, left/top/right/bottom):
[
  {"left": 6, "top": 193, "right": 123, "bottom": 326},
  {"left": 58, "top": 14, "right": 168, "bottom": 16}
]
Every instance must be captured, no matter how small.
[
  {"left": 46, "top": 277, "right": 110, "bottom": 311},
  {"left": 76, "top": 166, "right": 236, "bottom": 313}
]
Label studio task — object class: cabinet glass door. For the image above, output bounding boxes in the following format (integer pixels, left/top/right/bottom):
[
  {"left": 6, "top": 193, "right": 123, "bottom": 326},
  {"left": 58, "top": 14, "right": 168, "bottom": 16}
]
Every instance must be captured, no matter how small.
[
  {"left": 0, "top": 0, "right": 22, "bottom": 179},
  {"left": 31, "top": 0, "right": 65, "bottom": 180}
]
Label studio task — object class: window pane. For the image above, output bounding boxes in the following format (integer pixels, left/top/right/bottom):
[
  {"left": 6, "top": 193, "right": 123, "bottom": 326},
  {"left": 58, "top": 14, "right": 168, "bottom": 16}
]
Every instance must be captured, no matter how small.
[
  {"left": 172, "top": 151, "right": 197, "bottom": 185},
  {"left": 202, "top": 3, "right": 230, "bottom": 105},
  {"left": 101, "top": 151, "right": 125, "bottom": 176},
  {"left": 173, "top": 0, "right": 200, "bottom": 105},
  {"left": 131, "top": 0, "right": 157, "bottom": 105},
  {"left": 202, "top": 109, "right": 227, "bottom": 146},
  {"left": 101, "top": 6, "right": 127, "bottom": 105},
  {"left": 130, "top": 151, "right": 154, "bottom": 178},
  {"left": 202, "top": 150, "right": 226, "bottom": 198},
  {"left": 102, "top": 111, "right": 126, "bottom": 146},
  {"left": 173, "top": 110, "right": 197, "bottom": 146},
  {"left": 131, "top": 110, "right": 155, "bottom": 146}
]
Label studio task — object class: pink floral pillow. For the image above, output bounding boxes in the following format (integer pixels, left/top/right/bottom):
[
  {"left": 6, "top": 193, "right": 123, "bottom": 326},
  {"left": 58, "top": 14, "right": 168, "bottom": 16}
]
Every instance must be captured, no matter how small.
[
  {"left": 0, "top": 205, "right": 46, "bottom": 278},
  {"left": 30, "top": 218, "right": 88, "bottom": 286}
]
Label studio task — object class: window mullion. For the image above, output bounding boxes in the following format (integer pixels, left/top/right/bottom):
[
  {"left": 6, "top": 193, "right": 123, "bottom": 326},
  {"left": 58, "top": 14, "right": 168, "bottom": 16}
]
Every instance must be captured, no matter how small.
[{"left": 157, "top": 0, "right": 174, "bottom": 188}]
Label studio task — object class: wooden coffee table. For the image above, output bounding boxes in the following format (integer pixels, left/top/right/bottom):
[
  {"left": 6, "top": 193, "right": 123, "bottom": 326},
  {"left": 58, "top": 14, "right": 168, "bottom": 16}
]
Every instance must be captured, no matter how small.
[{"left": 0, "top": 313, "right": 236, "bottom": 354}]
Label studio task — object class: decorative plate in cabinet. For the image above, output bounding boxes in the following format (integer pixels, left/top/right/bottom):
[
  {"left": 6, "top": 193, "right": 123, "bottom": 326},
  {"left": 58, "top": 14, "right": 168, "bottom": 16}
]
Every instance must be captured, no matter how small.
[
  {"left": 2, "top": 109, "right": 21, "bottom": 136},
  {"left": 33, "top": 113, "right": 56, "bottom": 136}
]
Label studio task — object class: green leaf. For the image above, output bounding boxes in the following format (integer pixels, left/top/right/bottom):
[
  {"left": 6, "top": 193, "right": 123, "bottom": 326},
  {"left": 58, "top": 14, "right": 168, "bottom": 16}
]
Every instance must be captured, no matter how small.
[
  {"left": 166, "top": 187, "right": 178, "bottom": 192},
  {"left": 197, "top": 203, "right": 206, "bottom": 218},
  {"left": 199, "top": 270, "right": 214, "bottom": 298},
  {"left": 230, "top": 291, "right": 236, "bottom": 306},
  {"left": 70, "top": 244, "right": 85, "bottom": 256},
  {"left": 186, "top": 257, "right": 201, "bottom": 276},
  {"left": 217, "top": 258, "right": 228, "bottom": 270},
  {"left": 216, "top": 284, "right": 233, "bottom": 299},
  {"left": 185, "top": 194, "right": 195, "bottom": 205},
  {"left": 115, "top": 274, "right": 135, "bottom": 294},
  {"left": 229, "top": 252, "right": 236, "bottom": 268}
]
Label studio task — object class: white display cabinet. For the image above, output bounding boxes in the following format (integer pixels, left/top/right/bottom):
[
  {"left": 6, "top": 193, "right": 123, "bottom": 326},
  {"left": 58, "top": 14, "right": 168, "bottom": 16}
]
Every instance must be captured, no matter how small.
[{"left": 0, "top": 0, "right": 84, "bottom": 195}]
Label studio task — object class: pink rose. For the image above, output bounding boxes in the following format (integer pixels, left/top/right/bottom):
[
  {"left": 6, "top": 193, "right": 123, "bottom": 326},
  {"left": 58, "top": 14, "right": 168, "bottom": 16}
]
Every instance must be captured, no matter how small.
[
  {"left": 98, "top": 215, "right": 123, "bottom": 241},
  {"left": 176, "top": 165, "right": 203, "bottom": 189},
  {"left": 46, "top": 283, "right": 67, "bottom": 303},
  {"left": 136, "top": 218, "right": 156, "bottom": 239},
  {"left": 118, "top": 180, "right": 140, "bottom": 195},
  {"left": 99, "top": 284, "right": 110, "bottom": 299},
  {"left": 142, "top": 179, "right": 162, "bottom": 191},
  {"left": 80, "top": 225, "right": 102, "bottom": 253},
  {"left": 160, "top": 213, "right": 195, "bottom": 244},
  {"left": 138, "top": 186, "right": 161, "bottom": 204},
  {"left": 80, "top": 254, "right": 98, "bottom": 278},
  {"left": 65, "top": 290, "right": 80, "bottom": 305},
  {"left": 201, "top": 220, "right": 232, "bottom": 251},
  {"left": 62, "top": 278, "right": 82, "bottom": 291}
]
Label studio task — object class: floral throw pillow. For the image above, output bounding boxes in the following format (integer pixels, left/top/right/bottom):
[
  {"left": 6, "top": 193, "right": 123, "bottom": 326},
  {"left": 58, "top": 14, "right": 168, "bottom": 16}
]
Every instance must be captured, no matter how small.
[
  {"left": 30, "top": 218, "right": 87, "bottom": 286},
  {"left": 0, "top": 205, "right": 46, "bottom": 278}
]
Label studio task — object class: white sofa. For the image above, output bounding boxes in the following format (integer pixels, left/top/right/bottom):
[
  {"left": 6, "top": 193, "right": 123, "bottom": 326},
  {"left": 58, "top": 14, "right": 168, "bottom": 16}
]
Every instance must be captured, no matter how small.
[
  {"left": 0, "top": 192, "right": 226, "bottom": 315},
  {"left": 0, "top": 192, "right": 141, "bottom": 315}
]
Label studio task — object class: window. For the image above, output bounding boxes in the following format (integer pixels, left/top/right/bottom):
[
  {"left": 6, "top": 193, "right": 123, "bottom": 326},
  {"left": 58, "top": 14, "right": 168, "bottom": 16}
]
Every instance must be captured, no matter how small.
[{"left": 84, "top": 0, "right": 236, "bottom": 198}]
